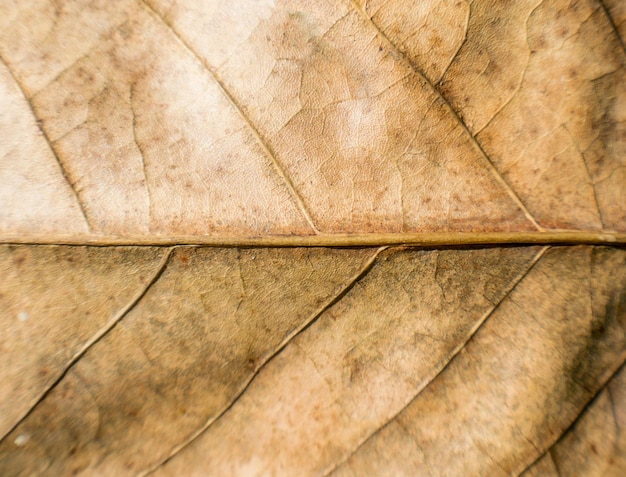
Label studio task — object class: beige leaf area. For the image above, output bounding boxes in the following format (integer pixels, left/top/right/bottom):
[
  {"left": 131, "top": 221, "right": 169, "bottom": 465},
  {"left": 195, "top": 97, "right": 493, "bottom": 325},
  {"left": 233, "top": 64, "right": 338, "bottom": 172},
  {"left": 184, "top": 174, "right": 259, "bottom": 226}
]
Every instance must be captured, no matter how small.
[
  {"left": 1, "top": 0, "right": 625, "bottom": 476},
  {"left": 0, "top": 0, "right": 624, "bottom": 236},
  {"left": 0, "top": 245, "right": 624, "bottom": 476}
]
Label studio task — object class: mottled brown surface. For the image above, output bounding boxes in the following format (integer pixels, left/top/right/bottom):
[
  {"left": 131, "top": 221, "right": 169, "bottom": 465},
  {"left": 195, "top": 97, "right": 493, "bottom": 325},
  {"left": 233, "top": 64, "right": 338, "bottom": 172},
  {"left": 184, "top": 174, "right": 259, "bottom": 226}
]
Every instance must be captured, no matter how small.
[
  {"left": 331, "top": 247, "right": 626, "bottom": 476},
  {"left": 360, "top": 0, "right": 626, "bottom": 231},
  {"left": 521, "top": 363, "right": 626, "bottom": 477},
  {"left": 0, "top": 246, "right": 375, "bottom": 474},
  {"left": 0, "top": 246, "right": 164, "bottom": 438},
  {"left": 1, "top": 0, "right": 624, "bottom": 236},
  {"left": 1, "top": 246, "right": 624, "bottom": 476},
  {"left": 0, "top": 1, "right": 625, "bottom": 476}
]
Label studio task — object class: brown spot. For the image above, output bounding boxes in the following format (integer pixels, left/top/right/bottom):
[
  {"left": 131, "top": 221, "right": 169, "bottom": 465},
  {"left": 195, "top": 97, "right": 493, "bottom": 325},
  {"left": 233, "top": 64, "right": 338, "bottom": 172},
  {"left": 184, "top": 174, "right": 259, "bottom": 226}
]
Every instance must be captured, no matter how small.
[{"left": 429, "top": 34, "right": 442, "bottom": 48}]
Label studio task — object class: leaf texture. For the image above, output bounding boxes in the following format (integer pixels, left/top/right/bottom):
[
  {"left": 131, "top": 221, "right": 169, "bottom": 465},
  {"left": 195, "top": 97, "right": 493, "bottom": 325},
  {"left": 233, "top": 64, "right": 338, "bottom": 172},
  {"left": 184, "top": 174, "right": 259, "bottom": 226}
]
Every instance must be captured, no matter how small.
[
  {"left": 0, "top": 0, "right": 624, "bottom": 237},
  {"left": 521, "top": 363, "right": 626, "bottom": 477},
  {"left": 356, "top": 0, "right": 626, "bottom": 231},
  {"left": 602, "top": 0, "right": 626, "bottom": 49},
  {"left": 0, "top": 245, "right": 624, "bottom": 476},
  {"left": 0, "top": 245, "right": 165, "bottom": 438},
  {"left": 0, "top": 0, "right": 625, "bottom": 476}
]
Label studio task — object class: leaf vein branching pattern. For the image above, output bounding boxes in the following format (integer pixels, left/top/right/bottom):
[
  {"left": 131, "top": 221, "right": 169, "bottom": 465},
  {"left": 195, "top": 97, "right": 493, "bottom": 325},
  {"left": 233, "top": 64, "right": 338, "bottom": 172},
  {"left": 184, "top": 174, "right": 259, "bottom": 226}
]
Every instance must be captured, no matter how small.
[
  {"left": 321, "top": 245, "right": 549, "bottom": 476},
  {"left": 473, "top": 54, "right": 530, "bottom": 137},
  {"left": 139, "top": 246, "right": 386, "bottom": 476},
  {"left": 73, "top": 372, "right": 103, "bottom": 443},
  {"left": 438, "top": 0, "right": 470, "bottom": 83},
  {"left": 0, "top": 247, "right": 174, "bottom": 443},
  {"left": 345, "top": 0, "right": 544, "bottom": 232},
  {"left": 137, "top": 0, "right": 320, "bottom": 234},
  {"left": 0, "top": 54, "right": 92, "bottom": 231},
  {"left": 607, "top": 385, "right": 621, "bottom": 432},
  {"left": 516, "top": 359, "right": 626, "bottom": 476}
]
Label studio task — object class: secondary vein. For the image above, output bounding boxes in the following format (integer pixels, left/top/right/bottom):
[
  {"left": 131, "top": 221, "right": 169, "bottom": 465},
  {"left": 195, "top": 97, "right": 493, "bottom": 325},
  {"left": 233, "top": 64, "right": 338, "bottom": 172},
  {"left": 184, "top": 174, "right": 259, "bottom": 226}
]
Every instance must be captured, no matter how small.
[
  {"left": 0, "top": 247, "right": 174, "bottom": 444},
  {"left": 0, "top": 54, "right": 92, "bottom": 231},
  {"left": 515, "top": 358, "right": 626, "bottom": 476},
  {"left": 321, "top": 246, "right": 548, "bottom": 476},
  {"left": 346, "top": 0, "right": 543, "bottom": 231},
  {"left": 139, "top": 246, "right": 386, "bottom": 476},
  {"left": 137, "top": 0, "right": 320, "bottom": 234}
]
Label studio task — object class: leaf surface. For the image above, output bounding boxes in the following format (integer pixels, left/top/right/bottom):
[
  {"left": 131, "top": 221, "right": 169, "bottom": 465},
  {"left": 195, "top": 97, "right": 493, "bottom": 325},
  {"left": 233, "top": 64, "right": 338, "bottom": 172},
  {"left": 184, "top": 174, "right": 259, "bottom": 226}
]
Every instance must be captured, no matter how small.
[
  {"left": 521, "top": 363, "right": 626, "bottom": 477},
  {"left": 1, "top": 0, "right": 624, "bottom": 237},
  {"left": 0, "top": 1, "right": 625, "bottom": 476}
]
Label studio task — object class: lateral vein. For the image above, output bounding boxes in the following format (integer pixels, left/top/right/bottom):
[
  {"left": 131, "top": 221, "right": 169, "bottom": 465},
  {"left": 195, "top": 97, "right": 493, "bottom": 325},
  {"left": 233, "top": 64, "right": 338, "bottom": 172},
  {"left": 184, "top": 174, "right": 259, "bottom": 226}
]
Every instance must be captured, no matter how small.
[
  {"left": 346, "top": 0, "right": 543, "bottom": 231},
  {"left": 0, "top": 247, "right": 174, "bottom": 443},
  {"left": 138, "top": 247, "right": 386, "bottom": 476},
  {"left": 597, "top": 0, "right": 626, "bottom": 55},
  {"left": 137, "top": 0, "right": 320, "bottom": 234},
  {"left": 515, "top": 358, "right": 626, "bottom": 476},
  {"left": 0, "top": 54, "right": 92, "bottom": 231},
  {"left": 321, "top": 246, "right": 548, "bottom": 476}
]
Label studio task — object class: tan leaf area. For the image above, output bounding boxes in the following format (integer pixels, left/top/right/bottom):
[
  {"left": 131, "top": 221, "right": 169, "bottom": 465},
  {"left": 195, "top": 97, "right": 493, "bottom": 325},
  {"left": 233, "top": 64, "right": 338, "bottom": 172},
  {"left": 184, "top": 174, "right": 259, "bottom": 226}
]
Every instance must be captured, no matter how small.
[
  {"left": 1, "top": 0, "right": 625, "bottom": 476},
  {"left": 0, "top": 245, "right": 165, "bottom": 438},
  {"left": 359, "top": 0, "right": 626, "bottom": 231},
  {"left": 0, "top": 245, "right": 624, "bottom": 476},
  {"left": 0, "top": 0, "right": 623, "bottom": 237},
  {"left": 330, "top": 246, "right": 626, "bottom": 476},
  {"left": 521, "top": 363, "right": 626, "bottom": 476},
  {"left": 0, "top": 246, "right": 377, "bottom": 474},
  {"left": 603, "top": 0, "right": 626, "bottom": 47}
]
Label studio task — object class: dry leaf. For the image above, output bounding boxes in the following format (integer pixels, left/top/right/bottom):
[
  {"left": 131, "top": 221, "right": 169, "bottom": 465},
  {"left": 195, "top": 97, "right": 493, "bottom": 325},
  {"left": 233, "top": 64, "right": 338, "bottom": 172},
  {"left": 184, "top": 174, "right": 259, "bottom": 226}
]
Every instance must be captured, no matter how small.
[{"left": 0, "top": 0, "right": 625, "bottom": 476}]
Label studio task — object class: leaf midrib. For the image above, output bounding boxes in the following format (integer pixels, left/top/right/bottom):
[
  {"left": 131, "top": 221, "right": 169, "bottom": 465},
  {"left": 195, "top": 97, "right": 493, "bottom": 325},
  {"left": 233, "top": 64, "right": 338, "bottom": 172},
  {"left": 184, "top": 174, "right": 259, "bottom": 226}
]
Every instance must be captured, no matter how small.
[{"left": 2, "top": 230, "right": 624, "bottom": 247}]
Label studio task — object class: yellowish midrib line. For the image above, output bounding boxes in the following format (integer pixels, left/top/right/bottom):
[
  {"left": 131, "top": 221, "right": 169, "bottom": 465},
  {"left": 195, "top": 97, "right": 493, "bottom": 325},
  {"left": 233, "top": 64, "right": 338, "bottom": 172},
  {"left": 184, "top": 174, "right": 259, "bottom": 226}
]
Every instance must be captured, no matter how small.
[{"left": 1, "top": 231, "right": 624, "bottom": 247}]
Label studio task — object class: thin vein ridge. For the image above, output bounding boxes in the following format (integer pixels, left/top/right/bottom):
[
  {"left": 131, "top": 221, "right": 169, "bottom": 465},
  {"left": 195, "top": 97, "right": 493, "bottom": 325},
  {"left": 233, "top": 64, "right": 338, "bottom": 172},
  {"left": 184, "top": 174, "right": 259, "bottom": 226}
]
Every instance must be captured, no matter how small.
[
  {"left": 346, "top": 0, "right": 543, "bottom": 231},
  {"left": 515, "top": 357, "right": 626, "bottom": 476},
  {"left": 597, "top": 0, "right": 626, "bottom": 55},
  {"left": 139, "top": 247, "right": 385, "bottom": 476},
  {"left": 137, "top": 0, "right": 320, "bottom": 234},
  {"left": 0, "top": 54, "right": 92, "bottom": 231},
  {"left": 0, "top": 247, "right": 174, "bottom": 443},
  {"left": 321, "top": 246, "right": 548, "bottom": 476}
]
